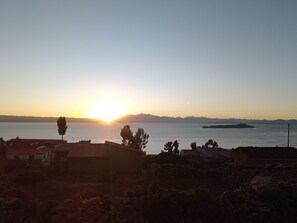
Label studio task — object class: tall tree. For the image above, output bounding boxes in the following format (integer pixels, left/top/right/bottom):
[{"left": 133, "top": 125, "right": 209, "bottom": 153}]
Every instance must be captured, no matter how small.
[
  {"left": 190, "top": 142, "right": 197, "bottom": 150},
  {"left": 173, "top": 140, "right": 180, "bottom": 155},
  {"left": 163, "top": 140, "right": 179, "bottom": 155},
  {"left": 163, "top": 141, "right": 174, "bottom": 154},
  {"left": 132, "top": 128, "right": 149, "bottom": 150},
  {"left": 57, "top": 117, "right": 68, "bottom": 140},
  {"left": 120, "top": 125, "right": 134, "bottom": 146}
]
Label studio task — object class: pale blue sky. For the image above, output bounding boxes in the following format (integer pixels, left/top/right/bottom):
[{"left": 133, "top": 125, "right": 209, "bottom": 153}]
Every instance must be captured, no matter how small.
[{"left": 1, "top": 0, "right": 297, "bottom": 119}]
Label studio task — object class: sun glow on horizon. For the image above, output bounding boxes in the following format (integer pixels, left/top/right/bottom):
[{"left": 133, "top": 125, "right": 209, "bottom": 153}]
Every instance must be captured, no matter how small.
[{"left": 86, "top": 100, "right": 128, "bottom": 122}]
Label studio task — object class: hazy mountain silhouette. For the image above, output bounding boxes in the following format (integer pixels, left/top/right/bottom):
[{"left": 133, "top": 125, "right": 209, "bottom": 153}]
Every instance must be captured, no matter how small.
[
  {"left": 0, "top": 115, "right": 96, "bottom": 123},
  {"left": 0, "top": 114, "right": 295, "bottom": 124},
  {"left": 116, "top": 114, "right": 297, "bottom": 124}
]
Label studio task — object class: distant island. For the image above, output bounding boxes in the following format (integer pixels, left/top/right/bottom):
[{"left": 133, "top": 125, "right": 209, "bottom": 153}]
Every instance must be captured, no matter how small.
[{"left": 202, "top": 123, "right": 255, "bottom": 129}]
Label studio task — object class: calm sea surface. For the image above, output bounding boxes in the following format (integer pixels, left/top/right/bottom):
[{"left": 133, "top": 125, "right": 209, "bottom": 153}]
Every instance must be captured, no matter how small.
[{"left": 0, "top": 122, "right": 296, "bottom": 154}]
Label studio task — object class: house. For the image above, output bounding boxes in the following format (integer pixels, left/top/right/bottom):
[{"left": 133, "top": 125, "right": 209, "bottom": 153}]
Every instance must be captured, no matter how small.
[
  {"left": 6, "top": 138, "right": 66, "bottom": 148},
  {"left": 3, "top": 138, "right": 62, "bottom": 166},
  {"left": 54, "top": 142, "right": 108, "bottom": 175},
  {"left": 105, "top": 141, "right": 145, "bottom": 176},
  {"left": 233, "top": 147, "right": 297, "bottom": 165},
  {"left": 54, "top": 141, "right": 145, "bottom": 176},
  {"left": 6, "top": 145, "right": 51, "bottom": 163}
]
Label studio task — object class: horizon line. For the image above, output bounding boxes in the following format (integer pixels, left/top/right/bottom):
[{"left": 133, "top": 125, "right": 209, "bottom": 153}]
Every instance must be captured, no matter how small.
[{"left": 0, "top": 113, "right": 296, "bottom": 122}]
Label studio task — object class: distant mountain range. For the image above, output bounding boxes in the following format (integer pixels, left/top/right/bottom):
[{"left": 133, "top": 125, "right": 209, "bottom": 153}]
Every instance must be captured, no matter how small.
[
  {"left": 116, "top": 114, "right": 296, "bottom": 124},
  {"left": 0, "top": 114, "right": 296, "bottom": 124},
  {"left": 0, "top": 115, "right": 96, "bottom": 123}
]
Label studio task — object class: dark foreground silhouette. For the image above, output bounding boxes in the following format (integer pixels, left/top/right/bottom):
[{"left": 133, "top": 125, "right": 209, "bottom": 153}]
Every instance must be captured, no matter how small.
[{"left": 1, "top": 155, "right": 297, "bottom": 223}]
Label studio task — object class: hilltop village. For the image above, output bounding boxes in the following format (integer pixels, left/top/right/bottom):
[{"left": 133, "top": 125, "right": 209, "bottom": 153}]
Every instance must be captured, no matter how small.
[{"left": 1, "top": 122, "right": 297, "bottom": 222}]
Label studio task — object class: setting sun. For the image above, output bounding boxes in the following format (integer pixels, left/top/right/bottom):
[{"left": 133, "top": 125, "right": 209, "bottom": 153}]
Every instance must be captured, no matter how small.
[{"left": 86, "top": 100, "right": 128, "bottom": 122}]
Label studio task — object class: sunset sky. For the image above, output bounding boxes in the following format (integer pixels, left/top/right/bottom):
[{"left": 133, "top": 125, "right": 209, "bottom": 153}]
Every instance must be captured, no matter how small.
[{"left": 1, "top": 0, "right": 297, "bottom": 120}]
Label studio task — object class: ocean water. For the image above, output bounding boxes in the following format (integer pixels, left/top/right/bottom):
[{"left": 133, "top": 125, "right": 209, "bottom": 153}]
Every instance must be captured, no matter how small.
[{"left": 0, "top": 122, "right": 296, "bottom": 154}]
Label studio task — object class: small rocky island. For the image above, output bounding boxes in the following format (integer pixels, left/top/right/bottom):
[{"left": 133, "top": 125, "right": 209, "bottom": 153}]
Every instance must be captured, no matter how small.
[{"left": 202, "top": 123, "right": 255, "bottom": 128}]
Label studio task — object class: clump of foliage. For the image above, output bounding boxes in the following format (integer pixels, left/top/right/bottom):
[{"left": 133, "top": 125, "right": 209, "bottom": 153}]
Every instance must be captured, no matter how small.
[
  {"left": 158, "top": 140, "right": 186, "bottom": 164},
  {"left": 57, "top": 116, "right": 68, "bottom": 140},
  {"left": 120, "top": 125, "right": 149, "bottom": 150},
  {"left": 190, "top": 142, "right": 197, "bottom": 150},
  {"left": 190, "top": 139, "right": 219, "bottom": 150},
  {"left": 163, "top": 140, "right": 179, "bottom": 155},
  {"left": 204, "top": 139, "right": 219, "bottom": 148}
]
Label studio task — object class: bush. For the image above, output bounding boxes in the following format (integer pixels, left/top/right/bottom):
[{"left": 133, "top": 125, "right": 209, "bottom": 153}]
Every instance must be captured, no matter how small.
[{"left": 157, "top": 152, "right": 188, "bottom": 165}]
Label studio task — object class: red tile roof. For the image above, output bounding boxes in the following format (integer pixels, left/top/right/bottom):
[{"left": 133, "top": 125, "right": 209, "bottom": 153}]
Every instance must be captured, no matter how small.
[
  {"left": 7, "top": 145, "right": 50, "bottom": 155},
  {"left": 7, "top": 138, "right": 66, "bottom": 146}
]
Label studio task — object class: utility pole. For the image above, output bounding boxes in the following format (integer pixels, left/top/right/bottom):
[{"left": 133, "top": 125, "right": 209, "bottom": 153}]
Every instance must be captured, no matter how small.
[{"left": 287, "top": 123, "right": 290, "bottom": 148}]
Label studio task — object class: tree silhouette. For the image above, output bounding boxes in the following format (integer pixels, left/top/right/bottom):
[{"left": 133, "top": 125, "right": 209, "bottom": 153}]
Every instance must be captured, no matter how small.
[
  {"left": 132, "top": 128, "right": 149, "bottom": 150},
  {"left": 204, "top": 139, "right": 219, "bottom": 148},
  {"left": 120, "top": 125, "right": 134, "bottom": 146},
  {"left": 57, "top": 117, "right": 67, "bottom": 140},
  {"left": 163, "top": 140, "right": 179, "bottom": 155},
  {"left": 173, "top": 140, "right": 179, "bottom": 155},
  {"left": 120, "top": 125, "right": 149, "bottom": 150},
  {"left": 190, "top": 142, "right": 197, "bottom": 150},
  {"left": 164, "top": 141, "right": 174, "bottom": 154}
]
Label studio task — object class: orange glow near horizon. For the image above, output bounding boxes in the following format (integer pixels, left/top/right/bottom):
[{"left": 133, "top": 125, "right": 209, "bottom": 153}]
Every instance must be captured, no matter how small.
[{"left": 85, "top": 99, "right": 128, "bottom": 122}]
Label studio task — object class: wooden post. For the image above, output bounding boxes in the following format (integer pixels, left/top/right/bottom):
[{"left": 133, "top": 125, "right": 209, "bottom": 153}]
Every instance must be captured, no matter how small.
[{"left": 287, "top": 123, "right": 290, "bottom": 148}]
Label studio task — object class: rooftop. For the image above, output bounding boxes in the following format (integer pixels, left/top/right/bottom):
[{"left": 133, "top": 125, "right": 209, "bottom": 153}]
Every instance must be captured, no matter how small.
[
  {"left": 7, "top": 145, "right": 50, "bottom": 155},
  {"left": 55, "top": 143, "right": 108, "bottom": 158},
  {"left": 7, "top": 138, "right": 66, "bottom": 146}
]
